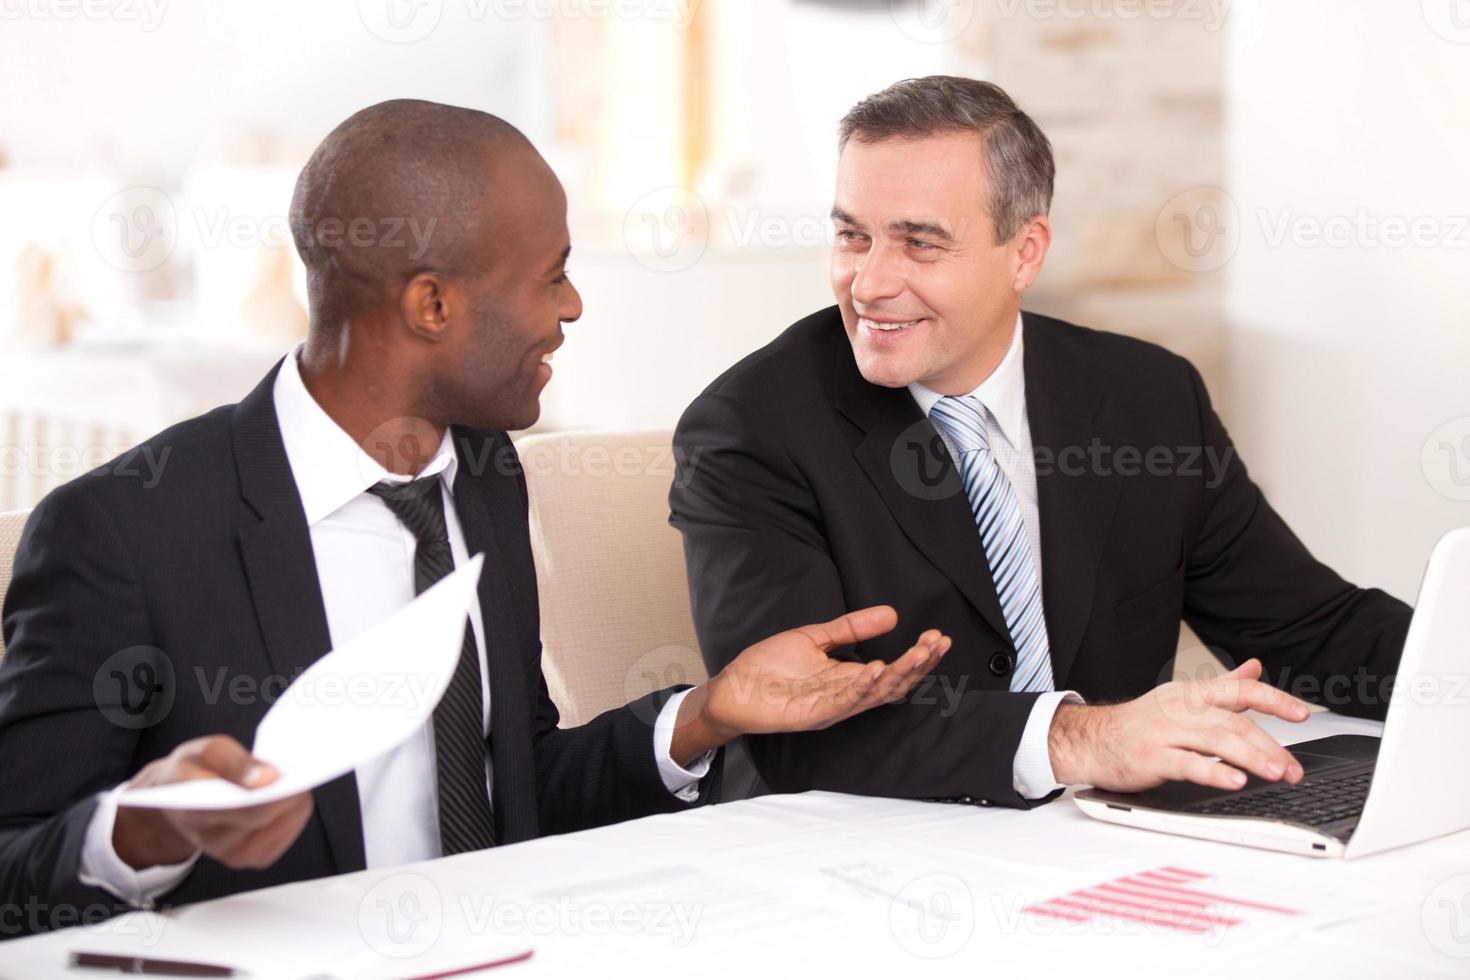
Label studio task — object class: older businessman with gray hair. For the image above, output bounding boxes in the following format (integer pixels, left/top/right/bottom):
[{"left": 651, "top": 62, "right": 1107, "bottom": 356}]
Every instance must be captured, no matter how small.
[{"left": 672, "top": 75, "right": 1411, "bottom": 807}]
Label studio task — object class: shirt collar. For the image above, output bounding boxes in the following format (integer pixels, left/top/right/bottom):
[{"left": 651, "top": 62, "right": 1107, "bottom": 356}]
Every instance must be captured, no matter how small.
[
  {"left": 273, "top": 346, "right": 459, "bottom": 527},
  {"left": 908, "top": 312, "right": 1027, "bottom": 450}
]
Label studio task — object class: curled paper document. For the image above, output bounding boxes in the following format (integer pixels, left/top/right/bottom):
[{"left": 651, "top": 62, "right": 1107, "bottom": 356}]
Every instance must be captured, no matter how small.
[{"left": 118, "top": 554, "right": 484, "bottom": 810}]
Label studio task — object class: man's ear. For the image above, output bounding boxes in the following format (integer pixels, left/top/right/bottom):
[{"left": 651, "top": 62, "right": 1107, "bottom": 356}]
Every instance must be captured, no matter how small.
[
  {"left": 400, "top": 272, "right": 452, "bottom": 340},
  {"left": 1011, "top": 215, "right": 1052, "bottom": 294}
]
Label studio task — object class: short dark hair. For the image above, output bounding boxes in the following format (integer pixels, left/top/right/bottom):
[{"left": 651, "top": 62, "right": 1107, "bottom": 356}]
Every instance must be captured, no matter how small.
[
  {"left": 838, "top": 76, "right": 1055, "bottom": 243},
  {"left": 288, "top": 99, "right": 531, "bottom": 327}
]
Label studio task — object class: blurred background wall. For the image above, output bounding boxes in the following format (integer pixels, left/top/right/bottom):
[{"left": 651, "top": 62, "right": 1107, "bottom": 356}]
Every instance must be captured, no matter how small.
[
  {"left": 0, "top": 0, "right": 1465, "bottom": 602},
  {"left": 1222, "top": 2, "right": 1470, "bottom": 602}
]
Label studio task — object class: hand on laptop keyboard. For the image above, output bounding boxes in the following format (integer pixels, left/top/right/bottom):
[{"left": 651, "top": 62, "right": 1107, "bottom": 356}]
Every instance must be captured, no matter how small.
[{"left": 1047, "top": 658, "right": 1313, "bottom": 793}]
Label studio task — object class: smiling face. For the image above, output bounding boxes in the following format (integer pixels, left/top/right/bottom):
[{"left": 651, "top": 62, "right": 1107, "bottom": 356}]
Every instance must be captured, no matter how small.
[
  {"left": 830, "top": 131, "right": 1048, "bottom": 395},
  {"left": 432, "top": 147, "right": 583, "bottom": 432}
]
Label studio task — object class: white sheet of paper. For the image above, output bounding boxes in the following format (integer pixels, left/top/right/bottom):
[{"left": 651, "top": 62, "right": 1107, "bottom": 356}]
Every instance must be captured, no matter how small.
[
  {"left": 14, "top": 862, "right": 532, "bottom": 979},
  {"left": 117, "top": 554, "right": 483, "bottom": 811}
]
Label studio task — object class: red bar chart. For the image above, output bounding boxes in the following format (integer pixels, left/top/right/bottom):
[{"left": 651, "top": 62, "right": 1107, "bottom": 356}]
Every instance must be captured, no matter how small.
[{"left": 1024, "top": 866, "right": 1302, "bottom": 936}]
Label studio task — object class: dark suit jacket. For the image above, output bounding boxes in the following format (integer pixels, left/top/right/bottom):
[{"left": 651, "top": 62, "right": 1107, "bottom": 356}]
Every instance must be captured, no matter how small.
[
  {"left": 670, "top": 306, "right": 1410, "bottom": 808},
  {"left": 0, "top": 364, "right": 713, "bottom": 939}
]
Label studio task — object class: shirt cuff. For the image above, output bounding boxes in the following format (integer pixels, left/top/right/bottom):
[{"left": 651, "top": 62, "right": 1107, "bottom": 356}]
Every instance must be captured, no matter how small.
[
  {"left": 79, "top": 784, "right": 199, "bottom": 908},
  {"left": 653, "top": 688, "right": 713, "bottom": 802},
  {"left": 1012, "top": 690, "right": 1086, "bottom": 799}
]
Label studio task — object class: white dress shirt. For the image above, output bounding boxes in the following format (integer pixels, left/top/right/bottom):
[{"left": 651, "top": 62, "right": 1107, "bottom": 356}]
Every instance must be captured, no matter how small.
[
  {"left": 908, "top": 312, "right": 1083, "bottom": 801},
  {"left": 80, "top": 349, "right": 709, "bottom": 906}
]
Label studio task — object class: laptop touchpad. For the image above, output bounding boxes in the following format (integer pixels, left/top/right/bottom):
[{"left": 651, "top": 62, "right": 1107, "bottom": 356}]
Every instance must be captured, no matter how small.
[{"left": 1290, "top": 751, "right": 1356, "bottom": 773}]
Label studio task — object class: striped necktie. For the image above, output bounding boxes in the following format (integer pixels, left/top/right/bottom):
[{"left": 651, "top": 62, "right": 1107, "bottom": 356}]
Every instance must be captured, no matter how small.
[
  {"left": 928, "top": 395, "right": 1054, "bottom": 693},
  {"left": 369, "top": 477, "right": 497, "bottom": 854}
]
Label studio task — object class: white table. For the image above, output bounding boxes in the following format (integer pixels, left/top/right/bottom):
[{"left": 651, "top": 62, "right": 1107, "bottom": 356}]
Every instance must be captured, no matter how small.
[{"left": 5, "top": 712, "right": 1468, "bottom": 979}]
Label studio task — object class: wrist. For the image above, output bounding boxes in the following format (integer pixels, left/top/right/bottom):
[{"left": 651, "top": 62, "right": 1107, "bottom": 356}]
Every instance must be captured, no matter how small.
[
  {"left": 113, "top": 807, "right": 194, "bottom": 870},
  {"left": 668, "top": 682, "right": 739, "bottom": 768},
  {"left": 1047, "top": 702, "right": 1093, "bottom": 786}
]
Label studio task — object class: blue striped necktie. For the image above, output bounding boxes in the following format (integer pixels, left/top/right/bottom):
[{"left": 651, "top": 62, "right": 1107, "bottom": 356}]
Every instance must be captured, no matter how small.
[{"left": 928, "top": 395, "right": 1054, "bottom": 693}]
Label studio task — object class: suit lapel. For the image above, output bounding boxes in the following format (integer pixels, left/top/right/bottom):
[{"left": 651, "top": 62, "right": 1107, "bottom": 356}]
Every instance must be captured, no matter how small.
[
  {"left": 232, "top": 363, "right": 366, "bottom": 874},
  {"left": 832, "top": 309, "right": 1125, "bottom": 684},
  {"left": 834, "top": 339, "right": 1014, "bottom": 646},
  {"left": 450, "top": 429, "right": 538, "bottom": 844},
  {"left": 1022, "top": 313, "right": 1122, "bottom": 686}
]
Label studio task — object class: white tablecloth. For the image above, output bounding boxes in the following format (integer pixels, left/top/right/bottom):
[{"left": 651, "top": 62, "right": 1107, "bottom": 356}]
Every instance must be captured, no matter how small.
[{"left": 3, "top": 711, "right": 1466, "bottom": 978}]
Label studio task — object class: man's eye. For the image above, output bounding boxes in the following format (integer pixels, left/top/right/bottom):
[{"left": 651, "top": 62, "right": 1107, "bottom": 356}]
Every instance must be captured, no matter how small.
[
  {"left": 908, "top": 239, "right": 936, "bottom": 250},
  {"left": 553, "top": 270, "right": 570, "bottom": 284},
  {"left": 836, "top": 230, "right": 868, "bottom": 244}
]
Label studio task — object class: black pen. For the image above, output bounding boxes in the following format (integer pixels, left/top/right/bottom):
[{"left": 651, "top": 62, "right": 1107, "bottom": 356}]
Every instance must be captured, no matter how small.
[{"left": 69, "top": 951, "right": 237, "bottom": 977}]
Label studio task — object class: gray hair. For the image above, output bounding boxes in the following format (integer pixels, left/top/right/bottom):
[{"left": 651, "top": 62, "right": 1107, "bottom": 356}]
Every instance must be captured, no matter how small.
[{"left": 838, "top": 76, "right": 1054, "bottom": 244}]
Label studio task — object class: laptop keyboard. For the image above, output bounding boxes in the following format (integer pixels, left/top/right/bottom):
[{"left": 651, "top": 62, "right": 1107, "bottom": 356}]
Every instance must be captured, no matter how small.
[{"left": 1185, "top": 767, "right": 1373, "bottom": 826}]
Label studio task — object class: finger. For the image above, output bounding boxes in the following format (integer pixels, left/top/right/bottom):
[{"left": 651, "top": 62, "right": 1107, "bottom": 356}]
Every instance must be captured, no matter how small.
[
  {"left": 187, "top": 818, "right": 258, "bottom": 861},
  {"left": 185, "top": 736, "right": 276, "bottom": 789},
  {"left": 220, "top": 795, "right": 314, "bottom": 870},
  {"left": 870, "top": 632, "right": 946, "bottom": 703},
  {"left": 798, "top": 629, "right": 951, "bottom": 727},
  {"left": 188, "top": 791, "right": 311, "bottom": 860},
  {"left": 178, "top": 809, "right": 276, "bottom": 846},
  {"left": 1176, "top": 720, "right": 1292, "bottom": 783},
  {"left": 162, "top": 758, "right": 285, "bottom": 823},
  {"left": 1224, "top": 713, "right": 1305, "bottom": 782},
  {"left": 1208, "top": 675, "right": 1312, "bottom": 722},
  {"left": 803, "top": 664, "right": 882, "bottom": 727},
  {"left": 1165, "top": 749, "right": 1249, "bottom": 791},
  {"left": 842, "top": 631, "right": 952, "bottom": 714},
  {"left": 869, "top": 657, "right": 923, "bottom": 706},
  {"left": 796, "top": 606, "right": 899, "bottom": 651},
  {"left": 124, "top": 758, "right": 168, "bottom": 789},
  {"left": 178, "top": 790, "right": 310, "bottom": 841},
  {"left": 1222, "top": 657, "right": 1263, "bottom": 681}
]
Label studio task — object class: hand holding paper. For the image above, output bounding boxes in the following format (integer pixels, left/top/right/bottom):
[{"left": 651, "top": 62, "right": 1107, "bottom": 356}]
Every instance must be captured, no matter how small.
[{"left": 111, "top": 556, "right": 484, "bottom": 870}]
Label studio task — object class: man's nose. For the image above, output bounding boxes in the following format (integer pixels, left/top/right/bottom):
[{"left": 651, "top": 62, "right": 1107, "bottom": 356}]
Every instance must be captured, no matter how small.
[
  {"left": 850, "top": 244, "right": 904, "bottom": 306},
  {"left": 561, "top": 279, "right": 584, "bottom": 323}
]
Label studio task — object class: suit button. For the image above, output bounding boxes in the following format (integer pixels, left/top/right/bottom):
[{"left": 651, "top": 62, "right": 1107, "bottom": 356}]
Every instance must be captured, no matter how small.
[{"left": 988, "top": 651, "right": 1014, "bottom": 676}]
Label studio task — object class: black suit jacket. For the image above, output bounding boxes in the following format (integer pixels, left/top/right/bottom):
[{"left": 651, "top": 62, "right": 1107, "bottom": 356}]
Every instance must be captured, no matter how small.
[
  {"left": 671, "top": 306, "right": 1410, "bottom": 808},
  {"left": 0, "top": 364, "right": 713, "bottom": 939}
]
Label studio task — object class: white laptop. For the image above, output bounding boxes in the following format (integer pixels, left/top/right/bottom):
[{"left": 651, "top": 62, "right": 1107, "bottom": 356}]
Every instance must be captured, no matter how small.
[{"left": 1074, "top": 526, "right": 1470, "bottom": 858}]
